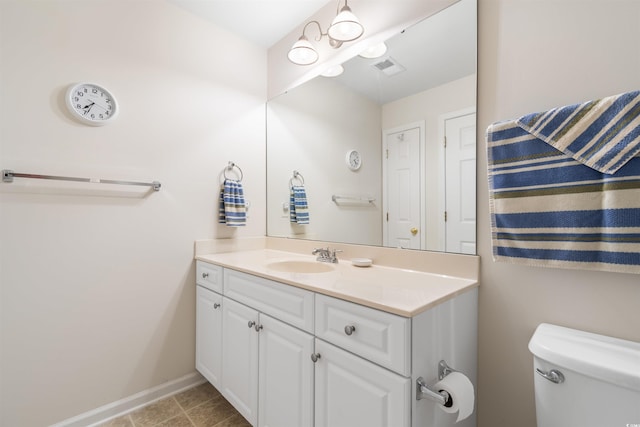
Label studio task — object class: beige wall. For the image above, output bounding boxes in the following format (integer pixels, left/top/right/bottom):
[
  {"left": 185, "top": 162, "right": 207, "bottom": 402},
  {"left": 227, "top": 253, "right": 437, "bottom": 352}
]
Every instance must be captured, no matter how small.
[
  {"left": 477, "top": 1, "right": 640, "bottom": 426},
  {"left": 0, "top": 1, "right": 266, "bottom": 426}
]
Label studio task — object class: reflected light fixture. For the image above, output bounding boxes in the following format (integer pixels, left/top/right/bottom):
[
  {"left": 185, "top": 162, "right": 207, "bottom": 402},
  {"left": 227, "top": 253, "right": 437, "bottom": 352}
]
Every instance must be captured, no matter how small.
[
  {"left": 359, "top": 42, "right": 388, "bottom": 59},
  {"left": 288, "top": 0, "right": 364, "bottom": 66},
  {"left": 320, "top": 64, "right": 344, "bottom": 77}
]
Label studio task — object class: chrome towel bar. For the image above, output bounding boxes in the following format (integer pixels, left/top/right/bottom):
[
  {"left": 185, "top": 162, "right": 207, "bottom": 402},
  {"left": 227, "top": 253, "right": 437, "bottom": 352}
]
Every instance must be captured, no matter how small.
[{"left": 2, "top": 169, "right": 161, "bottom": 191}]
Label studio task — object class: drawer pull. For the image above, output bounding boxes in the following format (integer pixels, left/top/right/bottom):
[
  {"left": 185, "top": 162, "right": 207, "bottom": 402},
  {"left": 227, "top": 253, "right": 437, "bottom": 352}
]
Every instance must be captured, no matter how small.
[
  {"left": 255, "top": 324, "right": 263, "bottom": 332},
  {"left": 344, "top": 325, "right": 356, "bottom": 335},
  {"left": 202, "top": 272, "right": 209, "bottom": 279},
  {"left": 248, "top": 321, "right": 256, "bottom": 328},
  {"left": 311, "top": 353, "right": 321, "bottom": 363},
  {"left": 213, "top": 303, "right": 220, "bottom": 309}
]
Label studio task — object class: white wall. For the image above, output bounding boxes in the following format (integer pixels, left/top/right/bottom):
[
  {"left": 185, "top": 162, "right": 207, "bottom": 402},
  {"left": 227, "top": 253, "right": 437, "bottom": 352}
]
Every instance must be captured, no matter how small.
[
  {"left": 266, "top": 77, "right": 382, "bottom": 245},
  {"left": 0, "top": 1, "right": 266, "bottom": 426},
  {"left": 477, "top": 1, "right": 640, "bottom": 426},
  {"left": 383, "top": 74, "right": 476, "bottom": 250}
]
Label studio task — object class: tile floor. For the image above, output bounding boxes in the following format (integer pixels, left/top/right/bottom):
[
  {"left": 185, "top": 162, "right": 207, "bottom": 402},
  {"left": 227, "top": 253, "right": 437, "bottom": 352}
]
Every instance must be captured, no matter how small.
[{"left": 97, "top": 382, "right": 250, "bottom": 427}]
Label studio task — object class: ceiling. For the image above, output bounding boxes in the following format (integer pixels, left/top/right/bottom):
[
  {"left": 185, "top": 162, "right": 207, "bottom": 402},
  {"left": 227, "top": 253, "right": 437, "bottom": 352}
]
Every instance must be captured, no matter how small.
[
  {"left": 167, "top": 0, "right": 332, "bottom": 48},
  {"left": 166, "top": 0, "right": 476, "bottom": 104},
  {"left": 333, "top": 0, "right": 476, "bottom": 104}
]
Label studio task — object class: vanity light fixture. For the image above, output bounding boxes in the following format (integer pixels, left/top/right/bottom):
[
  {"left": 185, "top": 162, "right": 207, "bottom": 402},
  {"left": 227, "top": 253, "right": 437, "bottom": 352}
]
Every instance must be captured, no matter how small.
[{"left": 287, "top": 0, "right": 364, "bottom": 66}]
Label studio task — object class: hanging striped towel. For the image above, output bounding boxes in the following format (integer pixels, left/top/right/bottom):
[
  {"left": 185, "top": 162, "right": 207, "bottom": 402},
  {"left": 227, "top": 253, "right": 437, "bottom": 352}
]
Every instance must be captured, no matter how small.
[
  {"left": 487, "top": 90, "right": 640, "bottom": 274},
  {"left": 218, "top": 179, "right": 247, "bottom": 226},
  {"left": 290, "top": 185, "right": 309, "bottom": 225}
]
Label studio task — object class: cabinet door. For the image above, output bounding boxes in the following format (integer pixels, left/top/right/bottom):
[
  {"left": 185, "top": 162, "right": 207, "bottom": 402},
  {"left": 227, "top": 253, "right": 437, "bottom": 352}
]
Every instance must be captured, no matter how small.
[
  {"left": 196, "top": 286, "right": 223, "bottom": 388},
  {"left": 222, "top": 297, "right": 259, "bottom": 426},
  {"left": 314, "top": 339, "right": 410, "bottom": 427},
  {"left": 258, "top": 314, "right": 314, "bottom": 427}
]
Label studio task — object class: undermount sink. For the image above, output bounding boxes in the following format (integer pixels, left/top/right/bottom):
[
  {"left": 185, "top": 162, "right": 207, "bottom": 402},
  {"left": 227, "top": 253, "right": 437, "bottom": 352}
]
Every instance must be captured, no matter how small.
[{"left": 267, "top": 260, "right": 335, "bottom": 274}]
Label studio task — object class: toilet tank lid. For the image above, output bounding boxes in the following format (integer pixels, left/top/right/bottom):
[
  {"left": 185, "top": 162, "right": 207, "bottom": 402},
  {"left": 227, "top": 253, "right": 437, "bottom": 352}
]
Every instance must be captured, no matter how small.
[{"left": 528, "top": 323, "right": 640, "bottom": 392}]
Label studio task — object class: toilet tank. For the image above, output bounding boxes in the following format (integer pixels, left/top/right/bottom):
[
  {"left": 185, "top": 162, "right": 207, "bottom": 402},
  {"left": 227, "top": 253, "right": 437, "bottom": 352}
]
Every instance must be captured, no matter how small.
[{"left": 528, "top": 323, "right": 640, "bottom": 427}]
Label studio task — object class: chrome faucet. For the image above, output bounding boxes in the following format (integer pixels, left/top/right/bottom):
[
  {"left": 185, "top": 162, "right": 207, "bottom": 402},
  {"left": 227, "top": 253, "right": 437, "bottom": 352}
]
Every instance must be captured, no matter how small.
[{"left": 312, "top": 247, "right": 341, "bottom": 263}]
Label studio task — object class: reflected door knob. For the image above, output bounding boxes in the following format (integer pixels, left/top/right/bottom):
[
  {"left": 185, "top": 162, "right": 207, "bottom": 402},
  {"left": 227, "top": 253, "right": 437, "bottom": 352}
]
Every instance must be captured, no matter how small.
[{"left": 410, "top": 227, "right": 418, "bottom": 236}]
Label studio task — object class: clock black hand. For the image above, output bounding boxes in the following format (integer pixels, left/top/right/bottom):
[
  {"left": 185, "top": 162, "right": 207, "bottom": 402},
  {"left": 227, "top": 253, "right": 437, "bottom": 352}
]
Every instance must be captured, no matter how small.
[{"left": 82, "top": 102, "right": 95, "bottom": 115}]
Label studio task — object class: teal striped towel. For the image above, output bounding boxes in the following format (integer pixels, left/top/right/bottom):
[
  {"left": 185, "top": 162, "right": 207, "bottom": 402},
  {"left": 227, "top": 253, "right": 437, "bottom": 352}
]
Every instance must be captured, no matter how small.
[
  {"left": 218, "top": 179, "right": 246, "bottom": 226},
  {"left": 290, "top": 185, "right": 309, "bottom": 225},
  {"left": 487, "top": 90, "right": 640, "bottom": 274}
]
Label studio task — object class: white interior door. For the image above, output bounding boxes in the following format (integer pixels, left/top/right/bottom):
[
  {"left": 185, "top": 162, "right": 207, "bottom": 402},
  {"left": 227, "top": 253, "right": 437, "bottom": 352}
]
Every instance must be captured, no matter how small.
[
  {"left": 444, "top": 112, "right": 476, "bottom": 254},
  {"left": 383, "top": 125, "right": 422, "bottom": 249}
]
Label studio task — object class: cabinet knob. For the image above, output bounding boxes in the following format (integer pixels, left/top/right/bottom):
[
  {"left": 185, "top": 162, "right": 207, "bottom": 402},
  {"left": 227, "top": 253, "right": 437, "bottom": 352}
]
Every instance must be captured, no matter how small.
[
  {"left": 255, "top": 324, "right": 263, "bottom": 332},
  {"left": 213, "top": 303, "right": 220, "bottom": 309},
  {"left": 248, "top": 321, "right": 256, "bottom": 328},
  {"left": 344, "top": 325, "right": 356, "bottom": 335},
  {"left": 311, "top": 353, "right": 321, "bottom": 363},
  {"left": 202, "top": 272, "right": 209, "bottom": 278}
]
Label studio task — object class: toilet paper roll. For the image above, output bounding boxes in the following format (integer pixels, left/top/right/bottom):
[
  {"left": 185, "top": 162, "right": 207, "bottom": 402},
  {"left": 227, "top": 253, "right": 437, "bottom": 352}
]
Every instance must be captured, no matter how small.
[{"left": 434, "top": 372, "right": 475, "bottom": 422}]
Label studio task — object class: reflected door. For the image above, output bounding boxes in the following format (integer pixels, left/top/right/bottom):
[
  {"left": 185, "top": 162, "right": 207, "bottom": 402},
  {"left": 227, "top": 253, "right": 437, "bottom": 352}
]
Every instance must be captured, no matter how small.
[
  {"left": 445, "top": 112, "right": 476, "bottom": 254},
  {"left": 384, "top": 126, "right": 421, "bottom": 249}
]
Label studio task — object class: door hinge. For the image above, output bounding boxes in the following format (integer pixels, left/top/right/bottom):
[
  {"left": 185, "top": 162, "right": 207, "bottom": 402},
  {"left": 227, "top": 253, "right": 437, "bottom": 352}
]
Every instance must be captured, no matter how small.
[
  {"left": 444, "top": 136, "right": 447, "bottom": 148},
  {"left": 444, "top": 211, "right": 448, "bottom": 222},
  {"left": 386, "top": 149, "right": 389, "bottom": 159},
  {"left": 386, "top": 212, "right": 389, "bottom": 222}
]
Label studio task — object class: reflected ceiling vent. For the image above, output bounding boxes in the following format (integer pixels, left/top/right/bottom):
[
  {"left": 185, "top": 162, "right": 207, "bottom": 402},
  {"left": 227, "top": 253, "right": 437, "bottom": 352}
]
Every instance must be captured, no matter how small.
[{"left": 372, "top": 57, "right": 406, "bottom": 76}]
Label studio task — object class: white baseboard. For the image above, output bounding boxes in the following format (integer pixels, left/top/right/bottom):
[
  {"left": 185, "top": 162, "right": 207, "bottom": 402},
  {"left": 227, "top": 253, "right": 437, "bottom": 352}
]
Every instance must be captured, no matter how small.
[{"left": 50, "top": 371, "right": 206, "bottom": 427}]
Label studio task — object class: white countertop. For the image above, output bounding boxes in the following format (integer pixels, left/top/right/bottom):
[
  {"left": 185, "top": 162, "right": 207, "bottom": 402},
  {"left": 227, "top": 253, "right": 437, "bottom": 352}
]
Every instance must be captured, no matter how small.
[{"left": 196, "top": 249, "right": 478, "bottom": 317}]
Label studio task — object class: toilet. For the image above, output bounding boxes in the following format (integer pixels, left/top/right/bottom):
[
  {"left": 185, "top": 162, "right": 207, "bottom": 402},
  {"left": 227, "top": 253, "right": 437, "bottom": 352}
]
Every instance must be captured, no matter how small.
[{"left": 528, "top": 323, "right": 640, "bottom": 427}]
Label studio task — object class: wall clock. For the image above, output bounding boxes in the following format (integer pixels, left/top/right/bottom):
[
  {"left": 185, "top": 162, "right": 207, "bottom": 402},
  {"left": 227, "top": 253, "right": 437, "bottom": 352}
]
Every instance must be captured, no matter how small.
[
  {"left": 346, "top": 149, "right": 362, "bottom": 171},
  {"left": 65, "top": 82, "right": 119, "bottom": 126}
]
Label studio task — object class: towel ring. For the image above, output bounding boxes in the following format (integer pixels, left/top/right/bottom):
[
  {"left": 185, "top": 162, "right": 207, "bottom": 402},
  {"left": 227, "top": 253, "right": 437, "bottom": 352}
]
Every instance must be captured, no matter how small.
[
  {"left": 224, "top": 161, "right": 243, "bottom": 182},
  {"left": 290, "top": 170, "right": 305, "bottom": 187}
]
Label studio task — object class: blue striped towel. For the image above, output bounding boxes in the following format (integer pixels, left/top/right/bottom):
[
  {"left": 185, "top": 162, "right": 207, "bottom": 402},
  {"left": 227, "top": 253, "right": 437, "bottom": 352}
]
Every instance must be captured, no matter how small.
[
  {"left": 218, "top": 179, "right": 246, "bottom": 226},
  {"left": 290, "top": 185, "right": 309, "bottom": 225},
  {"left": 487, "top": 90, "right": 640, "bottom": 274}
]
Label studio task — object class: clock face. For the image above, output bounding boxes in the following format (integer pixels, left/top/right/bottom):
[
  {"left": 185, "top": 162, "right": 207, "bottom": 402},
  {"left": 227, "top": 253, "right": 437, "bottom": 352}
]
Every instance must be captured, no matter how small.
[
  {"left": 65, "top": 83, "right": 118, "bottom": 126},
  {"left": 346, "top": 149, "right": 362, "bottom": 171}
]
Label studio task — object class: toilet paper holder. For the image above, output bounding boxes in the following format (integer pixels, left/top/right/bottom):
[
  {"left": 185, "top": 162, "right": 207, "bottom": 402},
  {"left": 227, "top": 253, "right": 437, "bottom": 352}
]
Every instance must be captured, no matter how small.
[{"left": 416, "top": 360, "right": 456, "bottom": 407}]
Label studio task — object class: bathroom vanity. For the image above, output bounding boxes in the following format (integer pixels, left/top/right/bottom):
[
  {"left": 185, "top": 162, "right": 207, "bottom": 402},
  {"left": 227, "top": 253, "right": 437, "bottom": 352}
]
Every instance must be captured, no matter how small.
[{"left": 194, "top": 242, "right": 478, "bottom": 427}]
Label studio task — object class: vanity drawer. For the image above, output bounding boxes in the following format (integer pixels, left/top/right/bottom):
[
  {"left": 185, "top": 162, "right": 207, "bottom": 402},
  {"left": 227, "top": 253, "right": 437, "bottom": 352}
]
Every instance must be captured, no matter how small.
[
  {"left": 315, "top": 294, "right": 411, "bottom": 376},
  {"left": 224, "top": 269, "right": 314, "bottom": 333},
  {"left": 196, "top": 261, "right": 223, "bottom": 293}
]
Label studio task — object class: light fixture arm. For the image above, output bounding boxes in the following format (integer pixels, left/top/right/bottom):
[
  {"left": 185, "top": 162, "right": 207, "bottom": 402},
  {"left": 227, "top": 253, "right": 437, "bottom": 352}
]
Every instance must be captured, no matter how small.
[
  {"left": 301, "top": 21, "right": 324, "bottom": 42},
  {"left": 300, "top": 20, "right": 343, "bottom": 48},
  {"left": 288, "top": 0, "right": 362, "bottom": 65}
]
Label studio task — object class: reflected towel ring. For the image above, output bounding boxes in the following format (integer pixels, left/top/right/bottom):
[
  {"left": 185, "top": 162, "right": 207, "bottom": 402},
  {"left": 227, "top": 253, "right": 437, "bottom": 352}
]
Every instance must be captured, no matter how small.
[
  {"left": 224, "top": 161, "right": 243, "bottom": 182},
  {"left": 290, "top": 170, "right": 305, "bottom": 187}
]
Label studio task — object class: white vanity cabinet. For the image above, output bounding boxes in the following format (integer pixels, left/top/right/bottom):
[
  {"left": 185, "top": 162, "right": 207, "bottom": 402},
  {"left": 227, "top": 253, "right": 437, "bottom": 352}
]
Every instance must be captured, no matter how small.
[
  {"left": 195, "top": 262, "right": 315, "bottom": 427},
  {"left": 314, "top": 339, "right": 410, "bottom": 427},
  {"left": 195, "top": 286, "right": 223, "bottom": 388},
  {"left": 195, "top": 260, "right": 478, "bottom": 427},
  {"left": 258, "top": 313, "right": 314, "bottom": 427},
  {"left": 220, "top": 297, "right": 259, "bottom": 424},
  {"left": 313, "top": 294, "right": 411, "bottom": 427}
]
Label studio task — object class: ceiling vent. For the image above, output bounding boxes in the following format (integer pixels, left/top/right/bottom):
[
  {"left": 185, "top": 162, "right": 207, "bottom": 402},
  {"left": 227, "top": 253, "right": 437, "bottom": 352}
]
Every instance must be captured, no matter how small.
[{"left": 372, "top": 57, "right": 406, "bottom": 76}]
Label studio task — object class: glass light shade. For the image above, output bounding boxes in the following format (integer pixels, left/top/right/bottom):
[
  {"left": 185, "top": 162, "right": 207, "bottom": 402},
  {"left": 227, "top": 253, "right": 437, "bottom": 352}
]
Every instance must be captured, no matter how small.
[
  {"left": 321, "top": 64, "right": 344, "bottom": 77},
  {"left": 327, "top": 5, "right": 364, "bottom": 42},
  {"left": 288, "top": 35, "right": 319, "bottom": 65},
  {"left": 359, "top": 42, "right": 387, "bottom": 59}
]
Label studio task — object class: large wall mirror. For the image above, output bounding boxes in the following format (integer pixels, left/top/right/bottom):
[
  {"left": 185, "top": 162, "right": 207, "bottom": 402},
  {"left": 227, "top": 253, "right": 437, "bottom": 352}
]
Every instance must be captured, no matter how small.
[{"left": 267, "top": 0, "right": 477, "bottom": 254}]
